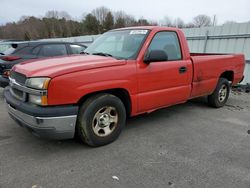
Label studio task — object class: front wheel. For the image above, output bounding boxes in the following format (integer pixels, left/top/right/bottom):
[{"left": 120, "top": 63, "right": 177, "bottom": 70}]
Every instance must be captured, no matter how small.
[
  {"left": 208, "top": 78, "right": 230, "bottom": 108},
  {"left": 76, "top": 94, "right": 126, "bottom": 147}
]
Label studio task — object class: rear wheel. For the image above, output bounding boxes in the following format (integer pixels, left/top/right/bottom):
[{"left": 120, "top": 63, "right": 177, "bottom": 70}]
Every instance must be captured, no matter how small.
[
  {"left": 76, "top": 94, "right": 126, "bottom": 147},
  {"left": 208, "top": 78, "right": 230, "bottom": 108}
]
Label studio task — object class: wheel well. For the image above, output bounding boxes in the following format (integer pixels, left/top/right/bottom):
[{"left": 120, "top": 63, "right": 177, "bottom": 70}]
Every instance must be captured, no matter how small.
[
  {"left": 77, "top": 89, "right": 131, "bottom": 116},
  {"left": 220, "top": 71, "right": 234, "bottom": 82}
]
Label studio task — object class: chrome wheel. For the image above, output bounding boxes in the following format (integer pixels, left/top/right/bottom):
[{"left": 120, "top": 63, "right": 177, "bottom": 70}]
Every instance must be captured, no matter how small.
[
  {"left": 218, "top": 84, "right": 228, "bottom": 102},
  {"left": 92, "top": 106, "right": 118, "bottom": 137}
]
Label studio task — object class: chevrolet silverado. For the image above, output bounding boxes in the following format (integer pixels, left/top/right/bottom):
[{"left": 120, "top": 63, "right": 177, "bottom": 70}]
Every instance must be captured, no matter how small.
[{"left": 4, "top": 26, "right": 245, "bottom": 146}]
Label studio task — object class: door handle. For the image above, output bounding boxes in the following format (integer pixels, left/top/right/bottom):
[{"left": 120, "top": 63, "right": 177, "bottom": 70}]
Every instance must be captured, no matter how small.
[{"left": 179, "top": 66, "right": 187, "bottom": 73}]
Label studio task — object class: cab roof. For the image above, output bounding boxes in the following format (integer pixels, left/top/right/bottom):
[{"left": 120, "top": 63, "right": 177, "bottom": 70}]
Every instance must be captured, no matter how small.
[{"left": 112, "top": 26, "right": 182, "bottom": 32}]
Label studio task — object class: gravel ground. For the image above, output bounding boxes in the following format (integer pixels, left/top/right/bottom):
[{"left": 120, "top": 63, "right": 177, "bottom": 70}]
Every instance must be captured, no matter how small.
[{"left": 0, "top": 88, "right": 250, "bottom": 188}]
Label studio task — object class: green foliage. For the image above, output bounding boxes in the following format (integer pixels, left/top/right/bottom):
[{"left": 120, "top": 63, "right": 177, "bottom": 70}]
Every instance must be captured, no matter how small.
[
  {"left": 103, "top": 12, "right": 114, "bottom": 31},
  {"left": 137, "top": 19, "right": 150, "bottom": 26},
  {"left": 0, "top": 7, "right": 216, "bottom": 40},
  {"left": 115, "top": 17, "right": 126, "bottom": 29},
  {"left": 0, "top": 8, "right": 160, "bottom": 40},
  {"left": 83, "top": 14, "right": 100, "bottom": 34},
  {"left": 0, "top": 15, "right": 84, "bottom": 40}
]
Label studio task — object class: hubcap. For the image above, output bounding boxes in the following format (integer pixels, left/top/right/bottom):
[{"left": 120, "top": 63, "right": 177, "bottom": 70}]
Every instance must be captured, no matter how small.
[
  {"left": 218, "top": 84, "right": 228, "bottom": 102},
  {"left": 92, "top": 106, "right": 118, "bottom": 137}
]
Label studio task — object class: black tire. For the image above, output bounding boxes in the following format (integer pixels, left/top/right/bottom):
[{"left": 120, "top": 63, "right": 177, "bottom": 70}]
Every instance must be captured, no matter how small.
[
  {"left": 208, "top": 78, "right": 230, "bottom": 108},
  {"left": 76, "top": 94, "right": 126, "bottom": 147}
]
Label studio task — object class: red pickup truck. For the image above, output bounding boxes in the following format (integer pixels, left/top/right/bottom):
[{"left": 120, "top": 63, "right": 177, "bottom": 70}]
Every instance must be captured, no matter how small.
[{"left": 4, "top": 26, "right": 245, "bottom": 146}]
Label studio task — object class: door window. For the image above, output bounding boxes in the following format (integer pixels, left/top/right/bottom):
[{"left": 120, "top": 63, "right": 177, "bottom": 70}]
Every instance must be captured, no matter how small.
[
  {"left": 148, "top": 32, "right": 182, "bottom": 61},
  {"left": 31, "top": 46, "right": 41, "bottom": 55}
]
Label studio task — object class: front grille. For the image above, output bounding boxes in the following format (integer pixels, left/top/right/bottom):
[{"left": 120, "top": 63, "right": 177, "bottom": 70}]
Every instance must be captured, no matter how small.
[
  {"left": 9, "top": 71, "right": 27, "bottom": 101},
  {"left": 10, "top": 71, "right": 27, "bottom": 85},
  {"left": 0, "top": 65, "right": 3, "bottom": 74},
  {"left": 10, "top": 87, "right": 26, "bottom": 101}
]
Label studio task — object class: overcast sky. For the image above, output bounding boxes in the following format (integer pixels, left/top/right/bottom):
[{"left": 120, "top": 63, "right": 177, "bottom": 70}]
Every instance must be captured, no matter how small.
[{"left": 0, "top": 0, "right": 249, "bottom": 25}]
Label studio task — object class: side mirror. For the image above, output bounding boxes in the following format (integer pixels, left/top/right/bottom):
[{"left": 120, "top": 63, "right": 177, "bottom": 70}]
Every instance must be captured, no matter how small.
[{"left": 144, "top": 50, "right": 168, "bottom": 64}]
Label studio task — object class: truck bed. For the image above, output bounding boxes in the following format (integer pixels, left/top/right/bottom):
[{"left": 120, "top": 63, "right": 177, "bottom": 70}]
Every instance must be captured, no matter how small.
[{"left": 189, "top": 53, "right": 245, "bottom": 98}]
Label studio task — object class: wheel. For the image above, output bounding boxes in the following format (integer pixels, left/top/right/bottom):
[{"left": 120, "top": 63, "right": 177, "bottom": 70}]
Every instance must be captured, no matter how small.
[
  {"left": 76, "top": 94, "right": 126, "bottom": 147},
  {"left": 208, "top": 78, "right": 230, "bottom": 108}
]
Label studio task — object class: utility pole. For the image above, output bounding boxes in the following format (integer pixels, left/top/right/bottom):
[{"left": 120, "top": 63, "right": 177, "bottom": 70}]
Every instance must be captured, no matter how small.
[{"left": 212, "top": 15, "right": 217, "bottom": 26}]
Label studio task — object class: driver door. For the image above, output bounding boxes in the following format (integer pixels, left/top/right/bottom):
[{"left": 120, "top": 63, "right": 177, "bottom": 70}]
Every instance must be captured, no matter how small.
[{"left": 137, "top": 31, "right": 192, "bottom": 112}]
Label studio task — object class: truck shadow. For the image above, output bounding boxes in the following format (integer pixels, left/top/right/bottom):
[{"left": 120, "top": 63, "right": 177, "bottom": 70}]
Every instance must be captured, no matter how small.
[
  {"left": 2, "top": 96, "right": 210, "bottom": 153},
  {"left": 0, "top": 95, "right": 217, "bottom": 163},
  {"left": 125, "top": 96, "right": 209, "bottom": 131}
]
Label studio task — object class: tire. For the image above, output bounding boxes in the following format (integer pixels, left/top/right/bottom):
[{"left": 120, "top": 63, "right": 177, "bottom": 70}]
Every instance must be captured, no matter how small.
[
  {"left": 76, "top": 94, "right": 126, "bottom": 147},
  {"left": 208, "top": 78, "right": 230, "bottom": 108}
]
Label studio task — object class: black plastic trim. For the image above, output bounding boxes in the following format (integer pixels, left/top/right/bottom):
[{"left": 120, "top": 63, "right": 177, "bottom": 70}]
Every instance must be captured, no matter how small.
[
  {"left": 4, "top": 87, "right": 78, "bottom": 117},
  {"left": 0, "top": 75, "right": 9, "bottom": 88}
]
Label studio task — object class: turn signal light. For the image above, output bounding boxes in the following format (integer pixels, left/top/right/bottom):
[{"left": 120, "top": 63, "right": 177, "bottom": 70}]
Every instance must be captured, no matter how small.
[
  {"left": 3, "top": 70, "right": 10, "bottom": 77},
  {"left": 2, "top": 56, "right": 21, "bottom": 61}
]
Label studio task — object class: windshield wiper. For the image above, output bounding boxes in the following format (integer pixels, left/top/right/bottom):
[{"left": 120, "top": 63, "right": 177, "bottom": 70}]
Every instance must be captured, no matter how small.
[
  {"left": 0, "top": 53, "right": 4, "bottom": 55},
  {"left": 92, "top": 52, "right": 113, "bottom": 57},
  {"left": 80, "top": 51, "right": 89, "bottom": 55}
]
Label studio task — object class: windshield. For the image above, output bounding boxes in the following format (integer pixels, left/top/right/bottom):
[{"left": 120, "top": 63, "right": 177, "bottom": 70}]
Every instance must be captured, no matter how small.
[
  {"left": 0, "top": 44, "right": 15, "bottom": 55},
  {"left": 85, "top": 29, "right": 149, "bottom": 60}
]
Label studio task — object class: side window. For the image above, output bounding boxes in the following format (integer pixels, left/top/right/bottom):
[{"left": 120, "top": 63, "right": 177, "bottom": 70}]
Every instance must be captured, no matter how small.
[
  {"left": 14, "top": 46, "right": 33, "bottom": 55},
  {"left": 148, "top": 32, "right": 182, "bottom": 61},
  {"left": 31, "top": 46, "right": 41, "bottom": 55},
  {"left": 70, "top": 44, "right": 86, "bottom": 54},
  {"left": 39, "top": 44, "right": 67, "bottom": 57}
]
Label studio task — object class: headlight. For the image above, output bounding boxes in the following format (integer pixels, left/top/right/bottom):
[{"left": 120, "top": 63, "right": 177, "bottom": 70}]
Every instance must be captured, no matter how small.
[
  {"left": 29, "top": 94, "right": 48, "bottom": 106},
  {"left": 26, "top": 77, "right": 50, "bottom": 106},
  {"left": 26, "top": 77, "right": 51, "bottom": 90}
]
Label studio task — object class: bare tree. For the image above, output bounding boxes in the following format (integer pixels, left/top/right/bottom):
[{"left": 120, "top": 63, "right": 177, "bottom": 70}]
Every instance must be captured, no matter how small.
[
  {"left": 137, "top": 18, "right": 150, "bottom": 26},
  {"left": 18, "top": 16, "right": 31, "bottom": 23},
  {"left": 113, "top": 11, "right": 137, "bottom": 27},
  {"left": 45, "top": 10, "right": 60, "bottom": 19},
  {"left": 148, "top": 20, "right": 158, "bottom": 26},
  {"left": 45, "top": 10, "right": 72, "bottom": 20},
  {"left": 113, "top": 11, "right": 125, "bottom": 21},
  {"left": 160, "top": 16, "right": 174, "bottom": 27},
  {"left": 92, "top": 6, "right": 110, "bottom": 25},
  {"left": 193, "top": 15, "right": 212, "bottom": 27},
  {"left": 185, "top": 22, "right": 195, "bottom": 28},
  {"left": 175, "top": 18, "right": 185, "bottom": 28},
  {"left": 1, "top": 7, "right": 206, "bottom": 39},
  {"left": 124, "top": 15, "right": 137, "bottom": 27},
  {"left": 115, "top": 17, "right": 125, "bottom": 28},
  {"left": 113, "top": 11, "right": 127, "bottom": 28},
  {"left": 59, "top": 11, "right": 72, "bottom": 20}
]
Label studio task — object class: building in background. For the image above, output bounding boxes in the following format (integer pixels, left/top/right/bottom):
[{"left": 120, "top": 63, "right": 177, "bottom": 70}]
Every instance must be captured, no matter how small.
[
  {"left": 39, "top": 22, "right": 250, "bottom": 85},
  {"left": 182, "top": 22, "right": 250, "bottom": 85}
]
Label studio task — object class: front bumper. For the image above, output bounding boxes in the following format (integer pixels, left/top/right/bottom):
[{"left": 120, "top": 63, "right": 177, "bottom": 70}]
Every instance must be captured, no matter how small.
[
  {"left": 0, "top": 75, "right": 9, "bottom": 88},
  {"left": 4, "top": 87, "right": 79, "bottom": 140}
]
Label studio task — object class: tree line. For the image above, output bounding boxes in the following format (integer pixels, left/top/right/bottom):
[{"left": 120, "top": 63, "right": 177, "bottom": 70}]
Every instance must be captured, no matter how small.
[{"left": 0, "top": 6, "right": 216, "bottom": 40}]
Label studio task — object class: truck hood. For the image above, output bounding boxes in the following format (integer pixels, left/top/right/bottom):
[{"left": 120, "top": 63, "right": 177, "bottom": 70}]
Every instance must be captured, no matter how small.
[{"left": 12, "top": 55, "right": 126, "bottom": 78}]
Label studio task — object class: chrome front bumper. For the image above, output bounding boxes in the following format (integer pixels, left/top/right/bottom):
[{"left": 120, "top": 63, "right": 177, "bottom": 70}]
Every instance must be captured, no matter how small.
[{"left": 7, "top": 104, "right": 77, "bottom": 140}]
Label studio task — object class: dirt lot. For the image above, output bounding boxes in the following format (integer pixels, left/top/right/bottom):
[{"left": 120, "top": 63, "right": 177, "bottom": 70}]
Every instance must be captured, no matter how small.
[{"left": 0, "top": 88, "right": 250, "bottom": 188}]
